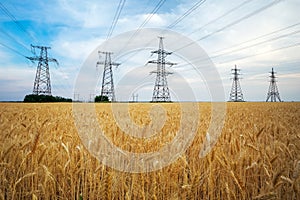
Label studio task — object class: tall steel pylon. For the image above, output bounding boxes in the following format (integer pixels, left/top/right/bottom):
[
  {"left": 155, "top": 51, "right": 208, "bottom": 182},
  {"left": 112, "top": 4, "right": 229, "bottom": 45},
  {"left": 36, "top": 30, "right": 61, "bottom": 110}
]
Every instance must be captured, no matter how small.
[
  {"left": 229, "top": 65, "right": 244, "bottom": 102},
  {"left": 97, "top": 51, "right": 120, "bottom": 102},
  {"left": 266, "top": 68, "right": 282, "bottom": 102},
  {"left": 148, "top": 37, "right": 176, "bottom": 102},
  {"left": 26, "top": 45, "right": 58, "bottom": 95}
]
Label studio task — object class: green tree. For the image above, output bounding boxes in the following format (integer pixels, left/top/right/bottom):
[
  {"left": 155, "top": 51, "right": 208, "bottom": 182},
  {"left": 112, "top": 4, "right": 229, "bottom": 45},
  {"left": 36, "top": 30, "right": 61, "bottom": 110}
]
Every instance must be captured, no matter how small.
[
  {"left": 94, "top": 95, "right": 109, "bottom": 102},
  {"left": 24, "top": 94, "right": 72, "bottom": 102}
]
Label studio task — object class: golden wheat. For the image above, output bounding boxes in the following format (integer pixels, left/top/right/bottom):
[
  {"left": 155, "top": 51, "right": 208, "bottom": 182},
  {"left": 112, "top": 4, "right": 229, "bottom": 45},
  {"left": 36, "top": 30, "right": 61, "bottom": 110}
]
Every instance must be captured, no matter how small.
[{"left": 0, "top": 102, "right": 299, "bottom": 199}]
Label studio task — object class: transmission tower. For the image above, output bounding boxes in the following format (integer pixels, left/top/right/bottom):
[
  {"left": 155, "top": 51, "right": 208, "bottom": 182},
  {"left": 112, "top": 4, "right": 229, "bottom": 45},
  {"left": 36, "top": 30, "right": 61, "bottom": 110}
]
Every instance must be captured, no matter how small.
[
  {"left": 266, "top": 68, "right": 282, "bottom": 102},
  {"left": 132, "top": 93, "right": 138, "bottom": 102},
  {"left": 97, "top": 51, "right": 120, "bottom": 102},
  {"left": 26, "top": 45, "right": 58, "bottom": 95},
  {"left": 148, "top": 37, "right": 176, "bottom": 102},
  {"left": 229, "top": 65, "right": 244, "bottom": 102}
]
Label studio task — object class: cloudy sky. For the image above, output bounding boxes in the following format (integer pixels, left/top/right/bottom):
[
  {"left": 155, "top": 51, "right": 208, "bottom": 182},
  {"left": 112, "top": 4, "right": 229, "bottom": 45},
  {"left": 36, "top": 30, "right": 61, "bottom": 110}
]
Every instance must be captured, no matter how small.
[{"left": 0, "top": 0, "right": 299, "bottom": 101}]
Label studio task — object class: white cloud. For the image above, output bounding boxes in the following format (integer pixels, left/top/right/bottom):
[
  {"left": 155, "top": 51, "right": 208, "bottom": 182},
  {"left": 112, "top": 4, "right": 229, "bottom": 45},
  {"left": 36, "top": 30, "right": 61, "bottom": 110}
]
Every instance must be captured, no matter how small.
[
  {"left": 0, "top": 65, "right": 34, "bottom": 100},
  {"left": 51, "top": 35, "right": 104, "bottom": 63}
]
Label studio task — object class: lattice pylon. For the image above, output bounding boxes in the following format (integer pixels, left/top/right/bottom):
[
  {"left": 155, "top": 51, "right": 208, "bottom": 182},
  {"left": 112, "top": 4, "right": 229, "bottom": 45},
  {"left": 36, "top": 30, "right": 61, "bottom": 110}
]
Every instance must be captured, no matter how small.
[
  {"left": 266, "top": 68, "right": 282, "bottom": 102},
  {"left": 148, "top": 37, "right": 176, "bottom": 102},
  {"left": 229, "top": 65, "right": 244, "bottom": 102},
  {"left": 26, "top": 45, "right": 58, "bottom": 95},
  {"left": 97, "top": 51, "right": 120, "bottom": 102}
]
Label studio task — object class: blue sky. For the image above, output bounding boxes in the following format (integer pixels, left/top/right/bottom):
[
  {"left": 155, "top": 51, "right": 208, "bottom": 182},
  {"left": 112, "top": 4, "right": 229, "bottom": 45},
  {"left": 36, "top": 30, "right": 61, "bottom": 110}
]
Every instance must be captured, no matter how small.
[{"left": 0, "top": 0, "right": 299, "bottom": 101}]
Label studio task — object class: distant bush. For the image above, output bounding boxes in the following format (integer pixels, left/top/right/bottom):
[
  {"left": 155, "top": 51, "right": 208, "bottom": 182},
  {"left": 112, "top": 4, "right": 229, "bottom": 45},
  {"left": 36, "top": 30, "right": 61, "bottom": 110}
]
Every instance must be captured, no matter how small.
[
  {"left": 94, "top": 95, "right": 109, "bottom": 102},
  {"left": 24, "top": 94, "right": 72, "bottom": 102}
]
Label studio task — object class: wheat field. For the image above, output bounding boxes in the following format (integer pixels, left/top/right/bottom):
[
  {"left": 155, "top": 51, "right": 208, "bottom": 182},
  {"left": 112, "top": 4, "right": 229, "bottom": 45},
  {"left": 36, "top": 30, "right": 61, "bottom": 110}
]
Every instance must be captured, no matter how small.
[{"left": 0, "top": 102, "right": 299, "bottom": 199}]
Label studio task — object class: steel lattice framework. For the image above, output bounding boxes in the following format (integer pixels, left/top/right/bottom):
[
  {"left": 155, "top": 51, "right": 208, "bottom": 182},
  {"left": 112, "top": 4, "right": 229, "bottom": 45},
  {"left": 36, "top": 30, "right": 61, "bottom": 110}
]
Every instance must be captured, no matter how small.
[
  {"left": 148, "top": 37, "right": 176, "bottom": 102},
  {"left": 229, "top": 65, "right": 244, "bottom": 102},
  {"left": 266, "top": 68, "right": 282, "bottom": 102},
  {"left": 26, "top": 45, "right": 58, "bottom": 95},
  {"left": 97, "top": 51, "right": 120, "bottom": 102}
]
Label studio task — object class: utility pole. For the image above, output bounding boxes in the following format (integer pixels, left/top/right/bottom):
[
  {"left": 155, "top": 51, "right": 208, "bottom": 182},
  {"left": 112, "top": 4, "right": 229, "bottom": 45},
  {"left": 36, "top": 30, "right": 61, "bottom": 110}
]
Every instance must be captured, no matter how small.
[
  {"left": 266, "top": 68, "right": 282, "bottom": 102},
  {"left": 229, "top": 65, "right": 244, "bottom": 102},
  {"left": 97, "top": 51, "right": 120, "bottom": 102},
  {"left": 73, "top": 93, "right": 80, "bottom": 102},
  {"left": 89, "top": 93, "right": 95, "bottom": 102},
  {"left": 26, "top": 45, "right": 58, "bottom": 95},
  {"left": 148, "top": 37, "right": 176, "bottom": 102},
  {"left": 132, "top": 93, "right": 138, "bottom": 102}
]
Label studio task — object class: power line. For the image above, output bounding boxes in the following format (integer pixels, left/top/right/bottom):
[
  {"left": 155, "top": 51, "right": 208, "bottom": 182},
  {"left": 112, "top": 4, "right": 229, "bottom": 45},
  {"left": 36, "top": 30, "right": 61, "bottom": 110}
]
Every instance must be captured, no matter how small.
[
  {"left": 0, "top": 2, "right": 36, "bottom": 43},
  {"left": 116, "top": 0, "right": 206, "bottom": 59},
  {"left": 116, "top": 0, "right": 253, "bottom": 102},
  {"left": 119, "top": 0, "right": 206, "bottom": 58},
  {"left": 173, "top": 0, "right": 283, "bottom": 52},
  {"left": 0, "top": 28, "right": 32, "bottom": 53},
  {"left": 175, "top": 42, "right": 300, "bottom": 72},
  {"left": 141, "top": 0, "right": 154, "bottom": 14},
  {"left": 212, "top": 22, "right": 300, "bottom": 55},
  {"left": 115, "top": 0, "right": 281, "bottom": 89},
  {"left": 219, "top": 42, "right": 300, "bottom": 65},
  {"left": 167, "top": 0, "right": 206, "bottom": 29},
  {"left": 116, "top": 0, "right": 206, "bottom": 63},
  {"left": 172, "top": 22, "right": 300, "bottom": 69},
  {"left": 115, "top": 0, "right": 166, "bottom": 55},
  {"left": 102, "top": 0, "right": 296, "bottom": 97},
  {"left": 138, "top": 0, "right": 166, "bottom": 29},
  {"left": 211, "top": 29, "right": 300, "bottom": 59},
  {"left": 1, "top": 3, "right": 74, "bottom": 98},
  {"left": 198, "top": 0, "right": 282, "bottom": 41},
  {"left": 187, "top": 0, "right": 255, "bottom": 36},
  {"left": 0, "top": 2, "right": 38, "bottom": 60},
  {"left": 106, "top": 0, "right": 126, "bottom": 39},
  {"left": 0, "top": 42, "right": 27, "bottom": 58}
]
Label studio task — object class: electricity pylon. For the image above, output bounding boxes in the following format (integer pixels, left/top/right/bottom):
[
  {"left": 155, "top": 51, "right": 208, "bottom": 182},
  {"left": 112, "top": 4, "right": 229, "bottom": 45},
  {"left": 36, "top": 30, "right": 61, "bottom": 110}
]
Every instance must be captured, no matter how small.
[
  {"left": 26, "top": 45, "right": 58, "bottom": 95},
  {"left": 97, "top": 51, "right": 120, "bottom": 102},
  {"left": 229, "top": 65, "right": 244, "bottom": 102},
  {"left": 148, "top": 37, "right": 176, "bottom": 102},
  {"left": 266, "top": 68, "right": 282, "bottom": 102}
]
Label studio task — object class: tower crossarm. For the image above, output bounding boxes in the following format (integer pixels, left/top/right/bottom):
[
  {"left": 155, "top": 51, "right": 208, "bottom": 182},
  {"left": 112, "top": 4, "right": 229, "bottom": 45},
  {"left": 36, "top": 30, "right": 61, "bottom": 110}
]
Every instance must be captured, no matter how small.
[
  {"left": 148, "top": 60, "right": 176, "bottom": 66},
  {"left": 26, "top": 56, "right": 59, "bottom": 65},
  {"left": 31, "top": 45, "right": 51, "bottom": 49},
  {"left": 97, "top": 61, "right": 120, "bottom": 67},
  {"left": 151, "top": 49, "right": 172, "bottom": 55},
  {"left": 97, "top": 51, "right": 120, "bottom": 67},
  {"left": 150, "top": 71, "right": 173, "bottom": 75}
]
